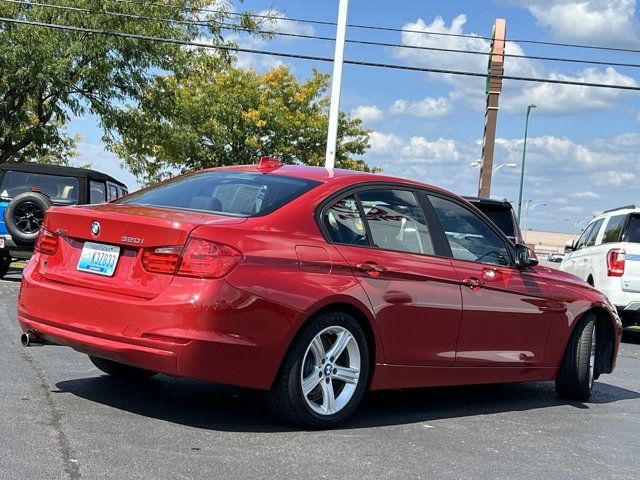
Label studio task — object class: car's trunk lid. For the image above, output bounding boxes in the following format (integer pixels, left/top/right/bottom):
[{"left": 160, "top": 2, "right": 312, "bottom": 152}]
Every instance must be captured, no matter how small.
[{"left": 38, "top": 204, "right": 246, "bottom": 299}]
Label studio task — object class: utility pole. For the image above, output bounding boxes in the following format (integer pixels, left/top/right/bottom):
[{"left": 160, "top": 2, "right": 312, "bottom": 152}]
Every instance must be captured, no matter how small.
[
  {"left": 477, "top": 18, "right": 506, "bottom": 198},
  {"left": 325, "top": 0, "right": 350, "bottom": 169}
]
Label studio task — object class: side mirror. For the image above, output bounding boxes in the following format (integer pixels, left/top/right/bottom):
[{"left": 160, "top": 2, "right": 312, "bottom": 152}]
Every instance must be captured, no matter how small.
[
  {"left": 564, "top": 238, "right": 576, "bottom": 253},
  {"left": 515, "top": 244, "right": 539, "bottom": 269}
]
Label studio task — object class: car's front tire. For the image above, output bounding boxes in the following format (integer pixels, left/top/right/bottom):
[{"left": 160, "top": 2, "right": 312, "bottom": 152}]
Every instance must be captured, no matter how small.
[
  {"left": 89, "top": 355, "right": 158, "bottom": 380},
  {"left": 269, "top": 310, "right": 370, "bottom": 429},
  {"left": 555, "top": 312, "right": 597, "bottom": 401}
]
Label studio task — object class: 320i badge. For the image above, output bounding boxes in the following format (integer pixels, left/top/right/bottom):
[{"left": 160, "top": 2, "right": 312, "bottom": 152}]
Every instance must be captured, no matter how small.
[{"left": 17, "top": 159, "right": 622, "bottom": 428}]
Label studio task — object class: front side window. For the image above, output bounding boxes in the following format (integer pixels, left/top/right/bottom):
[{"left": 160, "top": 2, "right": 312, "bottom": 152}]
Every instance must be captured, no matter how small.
[
  {"left": 90, "top": 181, "right": 107, "bottom": 204},
  {"left": 575, "top": 222, "right": 596, "bottom": 250},
  {"left": 118, "top": 171, "right": 319, "bottom": 216},
  {"left": 323, "top": 195, "right": 369, "bottom": 246},
  {"left": 585, "top": 219, "right": 604, "bottom": 248},
  {"left": 429, "top": 195, "right": 510, "bottom": 266},
  {"left": 358, "top": 189, "right": 434, "bottom": 255},
  {"left": 0, "top": 171, "right": 79, "bottom": 204},
  {"left": 602, "top": 215, "right": 626, "bottom": 244}
]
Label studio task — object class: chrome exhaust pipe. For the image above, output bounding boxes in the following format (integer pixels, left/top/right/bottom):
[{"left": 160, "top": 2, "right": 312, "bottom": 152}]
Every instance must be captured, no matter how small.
[
  {"left": 20, "top": 332, "right": 51, "bottom": 347},
  {"left": 21, "top": 332, "right": 35, "bottom": 347}
]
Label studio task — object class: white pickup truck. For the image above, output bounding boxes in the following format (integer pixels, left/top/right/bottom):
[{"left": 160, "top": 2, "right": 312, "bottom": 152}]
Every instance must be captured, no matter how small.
[{"left": 561, "top": 205, "right": 640, "bottom": 326}]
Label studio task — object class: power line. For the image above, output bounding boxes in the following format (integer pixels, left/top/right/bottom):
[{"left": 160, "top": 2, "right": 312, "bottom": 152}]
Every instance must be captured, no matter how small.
[
  {"left": 1, "top": 16, "right": 640, "bottom": 92},
  {"left": 6, "top": 0, "right": 640, "bottom": 71},
  {"left": 105, "top": 0, "right": 640, "bottom": 55}
]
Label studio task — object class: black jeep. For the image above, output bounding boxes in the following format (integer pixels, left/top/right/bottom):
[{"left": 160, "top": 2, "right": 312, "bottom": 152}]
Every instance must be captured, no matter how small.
[{"left": 0, "top": 163, "right": 128, "bottom": 278}]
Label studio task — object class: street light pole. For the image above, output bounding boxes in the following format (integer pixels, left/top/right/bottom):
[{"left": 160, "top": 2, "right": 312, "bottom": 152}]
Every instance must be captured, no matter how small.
[
  {"left": 516, "top": 104, "right": 537, "bottom": 223},
  {"left": 325, "top": 0, "right": 350, "bottom": 169},
  {"left": 523, "top": 200, "right": 547, "bottom": 240}
]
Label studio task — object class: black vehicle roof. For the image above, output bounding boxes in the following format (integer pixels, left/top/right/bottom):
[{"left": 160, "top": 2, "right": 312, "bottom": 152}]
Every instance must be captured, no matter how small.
[
  {"left": 463, "top": 196, "right": 513, "bottom": 208},
  {"left": 0, "top": 162, "right": 127, "bottom": 187}
]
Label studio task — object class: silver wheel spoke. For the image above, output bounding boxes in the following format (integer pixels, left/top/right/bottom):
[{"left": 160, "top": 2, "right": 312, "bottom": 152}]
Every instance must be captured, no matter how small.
[
  {"left": 321, "top": 380, "right": 336, "bottom": 414},
  {"left": 302, "top": 369, "right": 322, "bottom": 395},
  {"left": 310, "top": 336, "right": 325, "bottom": 363},
  {"left": 333, "top": 365, "right": 359, "bottom": 385},
  {"left": 326, "top": 330, "right": 353, "bottom": 361}
]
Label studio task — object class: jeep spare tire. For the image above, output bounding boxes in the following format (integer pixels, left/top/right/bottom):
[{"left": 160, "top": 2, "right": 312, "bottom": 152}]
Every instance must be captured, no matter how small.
[{"left": 4, "top": 192, "right": 52, "bottom": 243}]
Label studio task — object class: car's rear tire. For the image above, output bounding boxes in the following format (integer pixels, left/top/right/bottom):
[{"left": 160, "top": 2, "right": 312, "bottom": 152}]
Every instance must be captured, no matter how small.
[
  {"left": 269, "top": 310, "right": 370, "bottom": 429},
  {"left": 555, "top": 312, "right": 597, "bottom": 401},
  {"left": 89, "top": 355, "right": 158, "bottom": 380}
]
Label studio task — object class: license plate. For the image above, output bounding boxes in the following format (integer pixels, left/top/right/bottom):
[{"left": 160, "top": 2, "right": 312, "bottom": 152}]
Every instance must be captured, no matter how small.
[{"left": 77, "top": 242, "right": 120, "bottom": 276}]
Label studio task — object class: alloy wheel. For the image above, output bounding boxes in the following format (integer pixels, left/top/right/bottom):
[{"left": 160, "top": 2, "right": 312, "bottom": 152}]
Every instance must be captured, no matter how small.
[
  {"left": 300, "top": 326, "right": 361, "bottom": 416},
  {"left": 589, "top": 324, "right": 596, "bottom": 388},
  {"left": 14, "top": 201, "right": 44, "bottom": 234}
]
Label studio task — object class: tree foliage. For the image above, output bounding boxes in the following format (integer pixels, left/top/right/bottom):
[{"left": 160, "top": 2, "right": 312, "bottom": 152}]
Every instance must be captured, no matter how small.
[
  {"left": 108, "top": 60, "right": 375, "bottom": 184},
  {"left": 0, "top": 0, "right": 247, "bottom": 164}
]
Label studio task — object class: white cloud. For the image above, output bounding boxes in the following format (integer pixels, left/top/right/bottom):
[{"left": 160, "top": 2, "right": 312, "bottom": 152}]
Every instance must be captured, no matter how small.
[
  {"left": 594, "top": 170, "right": 637, "bottom": 186},
  {"left": 572, "top": 191, "right": 600, "bottom": 199},
  {"left": 368, "top": 132, "right": 404, "bottom": 155},
  {"left": 257, "top": 9, "right": 316, "bottom": 37},
  {"left": 504, "top": 67, "right": 638, "bottom": 114},
  {"left": 503, "top": 0, "right": 640, "bottom": 47},
  {"left": 390, "top": 97, "right": 452, "bottom": 117},
  {"left": 351, "top": 105, "right": 384, "bottom": 123},
  {"left": 394, "top": 14, "right": 637, "bottom": 115}
]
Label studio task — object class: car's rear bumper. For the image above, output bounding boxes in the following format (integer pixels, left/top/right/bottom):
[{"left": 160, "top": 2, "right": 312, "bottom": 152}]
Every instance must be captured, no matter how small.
[{"left": 18, "top": 259, "right": 302, "bottom": 390}]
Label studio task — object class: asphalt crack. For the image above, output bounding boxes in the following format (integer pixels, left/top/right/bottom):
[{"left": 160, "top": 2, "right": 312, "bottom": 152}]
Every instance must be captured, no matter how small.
[{"left": 16, "top": 338, "right": 81, "bottom": 479}]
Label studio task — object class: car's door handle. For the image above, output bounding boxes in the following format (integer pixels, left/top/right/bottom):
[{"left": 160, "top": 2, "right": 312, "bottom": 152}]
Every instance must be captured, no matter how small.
[
  {"left": 462, "top": 277, "right": 485, "bottom": 291},
  {"left": 355, "top": 261, "right": 387, "bottom": 277}
]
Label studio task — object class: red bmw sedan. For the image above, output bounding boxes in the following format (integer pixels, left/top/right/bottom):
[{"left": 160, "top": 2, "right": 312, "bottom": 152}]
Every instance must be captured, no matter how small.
[{"left": 18, "top": 159, "right": 622, "bottom": 428}]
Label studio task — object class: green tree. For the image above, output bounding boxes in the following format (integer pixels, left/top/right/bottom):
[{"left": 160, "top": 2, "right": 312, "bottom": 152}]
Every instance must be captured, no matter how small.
[
  {"left": 0, "top": 0, "right": 251, "bottom": 164},
  {"left": 108, "top": 60, "right": 375, "bottom": 184}
]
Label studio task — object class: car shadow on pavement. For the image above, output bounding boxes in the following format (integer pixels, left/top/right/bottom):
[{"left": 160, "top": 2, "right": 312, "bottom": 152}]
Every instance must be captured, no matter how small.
[{"left": 55, "top": 375, "right": 640, "bottom": 433}]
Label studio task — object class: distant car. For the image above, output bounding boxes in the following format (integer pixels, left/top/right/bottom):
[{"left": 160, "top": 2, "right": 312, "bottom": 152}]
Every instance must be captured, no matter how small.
[
  {"left": 464, "top": 197, "right": 524, "bottom": 244},
  {"left": 548, "top": 253, "right": 565, "bottom": 263},
  {"left": 0, "top": 163, "right": 128, "bottom": 278},
  {"left": 561, "top": 205, "right": 640, "bottom": 327},
  {"left": 18, "top": 160, "right": 621, "bottom": 428}
]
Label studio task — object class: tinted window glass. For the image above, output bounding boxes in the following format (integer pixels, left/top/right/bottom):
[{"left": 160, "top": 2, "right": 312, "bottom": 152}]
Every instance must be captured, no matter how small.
[
  {"left": 323, "top": 195, "right": 368, "bottom": 246},
  {"left": 0, "top": 171, "right": 79, "bottom": 204},
  {"left": 602, "top": 215, "right": 626, "bottom": 244},
  {"left": 118, "top": 172, "right": 319, "bottom": 216},
  {"left": 575, "top": 222, "right": 595, "bottom": 250},
  {"left": 358, "top": 189, "right": 434, "bottom": 255},
  {"left": 585, "top": 219, "right": 604, "bottom": 247},
  {"left": 429, "top": 196, "right": 510, "bottom": 266},
  {"left": 108, "top": 184, "right": 119, "bottom": 201},
  {"left": 473, "top": 205, "right": 515, "bottom": 239},
  {"left": 90, "top": 181, "right": 106, "bottom": 204},
  {"left": 626, "top": 215, "right": 640, "bottom": 243}
]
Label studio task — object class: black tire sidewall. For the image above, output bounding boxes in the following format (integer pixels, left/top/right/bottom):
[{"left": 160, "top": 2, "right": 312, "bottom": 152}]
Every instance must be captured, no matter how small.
[
  {"left": 0, "top": 252, "right": 10, "bottom": 278},
  {"left": 4, "top": 192, "right": 52, "bottom": 243},
  {"left": 272, "top": 311, "right": 370, "bottom": 428},
  {"left": 556, "top": 313, "right": 597, "bottom": 400}
]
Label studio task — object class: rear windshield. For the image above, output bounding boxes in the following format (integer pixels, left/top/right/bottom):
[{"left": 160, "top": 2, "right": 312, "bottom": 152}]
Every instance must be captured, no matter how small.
[
  {"left": 0, "top": 170, "right": 79, "bottom": 204},
  {"left": 626, "top": 215, "right": 640, "bottom": 243},
  {"left": 117, "top": 171, "right": 320, "bottom": 216},
  {"left": 472, "top": 204, "right": 515, "bottom": 239}
]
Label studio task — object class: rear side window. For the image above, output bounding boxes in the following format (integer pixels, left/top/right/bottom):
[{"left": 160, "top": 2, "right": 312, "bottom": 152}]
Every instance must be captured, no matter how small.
[
  {"left": 323, "top": 195, "right": 369, "bottom": 246},
  {"left": 358, "top": 189, "right": 434, "bottom": 255},
  {"left": 0, "top": 171, "right": 79, "bottom": 204},
  {"left": 118, "top": 171, "right": 320, "bottom": 217},
  {"left": 90, "top": 181, "right": 107, "bottom": 204},
  {"left": 626, "top": 215, "right": 640, "bottom": 243},
  {"left": 602, "top": 215, "right": 626, "bottom": 244}
]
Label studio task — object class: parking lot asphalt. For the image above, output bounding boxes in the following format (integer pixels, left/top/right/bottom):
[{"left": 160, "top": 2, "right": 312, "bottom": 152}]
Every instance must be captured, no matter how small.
[{"left": 1, "top": 267, "right": 640, "bottom": 480}]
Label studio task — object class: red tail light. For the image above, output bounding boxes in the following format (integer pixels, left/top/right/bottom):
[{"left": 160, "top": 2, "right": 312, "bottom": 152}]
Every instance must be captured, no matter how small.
[
  {"left": 177, "top": 238, "right": 243, "bottom": 278},
  {"left": 141, "top": 246, "right": 182, "bottom": 274},
  {"left": 141, "top": 239, "right": 243, "bottom": 278},
  {"left": 34, "top": 228, "right": 59, "bottom": 255},
  {"left": 607, "top": 248, "right": 625, "bottom": 277}
]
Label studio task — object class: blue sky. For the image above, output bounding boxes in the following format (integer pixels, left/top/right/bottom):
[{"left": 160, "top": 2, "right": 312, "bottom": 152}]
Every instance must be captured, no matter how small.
[{"left": 69, "top": 0, "right": 640, "bottom": 233}]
